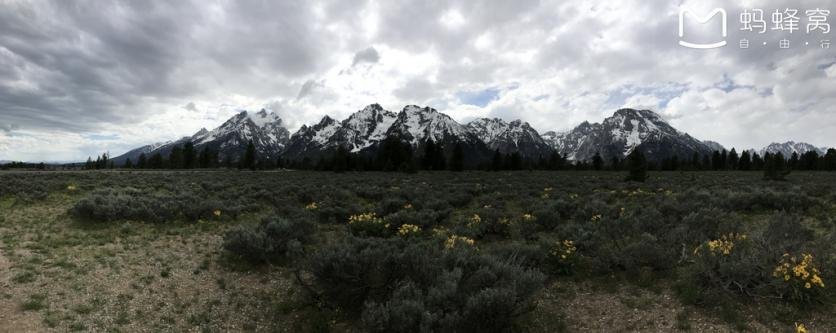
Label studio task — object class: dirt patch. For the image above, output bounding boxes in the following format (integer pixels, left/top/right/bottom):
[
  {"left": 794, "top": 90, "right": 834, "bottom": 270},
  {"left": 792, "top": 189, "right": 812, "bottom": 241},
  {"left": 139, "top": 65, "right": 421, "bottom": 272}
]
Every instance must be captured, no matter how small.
[
  {"left": 0, "top": 242, "right": 46, "bottom": 333},
  {"left": 528, "top": 279, "right": 778, "bottom": 332}
]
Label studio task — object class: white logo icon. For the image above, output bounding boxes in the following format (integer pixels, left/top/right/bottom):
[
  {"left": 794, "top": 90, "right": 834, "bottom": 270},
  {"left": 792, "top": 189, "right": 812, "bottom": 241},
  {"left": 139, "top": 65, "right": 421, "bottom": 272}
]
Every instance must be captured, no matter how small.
[{"left": 679, "top": 8, "right": 728, "bottom": 49}]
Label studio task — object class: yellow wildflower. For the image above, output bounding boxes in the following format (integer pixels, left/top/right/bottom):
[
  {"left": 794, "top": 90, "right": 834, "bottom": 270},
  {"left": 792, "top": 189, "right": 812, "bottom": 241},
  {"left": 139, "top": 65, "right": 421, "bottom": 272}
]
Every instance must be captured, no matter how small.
[
  {"left": 445, "top": 235, "right": 475, "bottom": 249},
  {"left": 348, "top": 212, "right": 383, "bottom": 225},
  {"left": 795, "top": 322, "right": 807, "bottom": 333},
  {"left": 213, "top": 209, "right": 222, "bottom": 217},
  {"left": 66, "top": 185, "right": 77, "bottom": 191},
  {"left": 522, "top": 213, "right": 535, "bottom": 221},
  {"left": 774, "top": 252, "right": 825, "bottom": 289},
  {"left": 398, "top": 224, "right": 421, "bottom": 237},
  {"left": 551, "top": 240, "right": 576, "bottom": 262},
  {"left": 403, "top": 203, "right": 413, "bottom": 209},
  {"left": 305, "top": 202, "right": 318, "bottom": 210},
  {"left": 590, "top": 214, "right": 602, "bottom": 222},
  {"left": 811, "top": 275, "right": 825, "bottom": 288},
  {"left": 702, "top": 233, "right": 745, "bottom": 256},
  {"left": 467, "top": 214, "right": 482, "bottom": 228}
]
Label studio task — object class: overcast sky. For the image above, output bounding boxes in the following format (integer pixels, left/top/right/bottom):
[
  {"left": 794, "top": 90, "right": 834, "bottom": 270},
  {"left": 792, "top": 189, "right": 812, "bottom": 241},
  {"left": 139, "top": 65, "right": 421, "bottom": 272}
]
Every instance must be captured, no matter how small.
[{"left": 1, "top": 0, "right": 834, "bottom": 162}]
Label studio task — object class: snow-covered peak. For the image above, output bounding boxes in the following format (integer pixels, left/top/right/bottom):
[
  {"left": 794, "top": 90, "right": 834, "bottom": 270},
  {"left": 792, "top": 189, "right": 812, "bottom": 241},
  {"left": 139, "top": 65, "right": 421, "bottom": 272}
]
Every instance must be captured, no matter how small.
[
  {"left": 194, "top": 128, "right": 209, "bottom": 136},
  {"left": 761, "top": 141, "right": 826, "bottom": 157},
  {"left": 247, "top": 108, "right": 283, "bottom": 128},
  {"left": 467, "top": 118, "right": 508, "bottom": 144},
  {"left": 603, "top": 108, "right": 680, "bottom": 154},
  {"left": 340, "top": 104, "right": 398, "bottom": 152},
  {"left": 703, "top": 140, "right": 725, "bottom": 152},
  {"left": 390, "top": 105, "right": 470, "bottom": 145},
  {"left": 542, "top": 108, "right": 708, "bottom": 161}
]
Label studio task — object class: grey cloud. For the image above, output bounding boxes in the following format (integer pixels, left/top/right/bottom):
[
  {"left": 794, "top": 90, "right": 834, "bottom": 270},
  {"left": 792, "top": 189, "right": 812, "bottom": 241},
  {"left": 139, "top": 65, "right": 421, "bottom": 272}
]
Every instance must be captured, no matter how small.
[
  {"left": 183, "top": 102, "right": 198, "bottom": 112},
  {"left": 0, "top": 123, "right": 20, "bottom": 133},
  {"left": 0, "top": 0, "right": 330, "bottom": 133},
  {"left": 352, "top": 47, "right": 380, "bottom": 66},
  {"left": 297, "top": 79, "right": 323, "bottom": 100},
  {"left": 2, "top": 0, "right": 835, "bottom": 161},
  {"left": 393, "top": 78, "right": 435, "bottom": 103}
]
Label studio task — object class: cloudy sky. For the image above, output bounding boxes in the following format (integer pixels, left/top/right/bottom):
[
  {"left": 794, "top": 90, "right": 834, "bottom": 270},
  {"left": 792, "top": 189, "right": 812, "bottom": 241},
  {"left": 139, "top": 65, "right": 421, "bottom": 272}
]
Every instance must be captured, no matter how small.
[{"left": 1, "top": 0, "right": 834, "bottom": 162}]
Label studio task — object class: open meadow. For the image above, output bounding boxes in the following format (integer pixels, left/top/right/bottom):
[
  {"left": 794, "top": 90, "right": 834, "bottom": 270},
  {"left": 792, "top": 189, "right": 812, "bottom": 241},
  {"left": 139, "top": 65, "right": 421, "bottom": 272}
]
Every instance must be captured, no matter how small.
[{"left": 0, "top": 170, "right": 834, "bottom": 332}]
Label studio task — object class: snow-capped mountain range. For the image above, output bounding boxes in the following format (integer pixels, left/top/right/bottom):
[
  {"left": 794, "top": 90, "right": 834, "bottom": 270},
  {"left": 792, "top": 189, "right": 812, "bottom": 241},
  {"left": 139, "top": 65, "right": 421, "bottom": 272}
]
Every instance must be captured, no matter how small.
[
  {"left": 542, "top": 108, "right": 712, "bottom": 162},
  {"left": 112, "top": 109, "right": 289, "bottom": 165},
  {"left": 282, "top": 105, "right": 491, "bottom": 164},
  {"left": 759, "top": 141, "right": 827, "bottom": 157},
  {"left": 467, "top": 118, "right": 553, "bottom": 159},
  {"left": 112, "top": 104, "right": 832, "bottom": 166}
]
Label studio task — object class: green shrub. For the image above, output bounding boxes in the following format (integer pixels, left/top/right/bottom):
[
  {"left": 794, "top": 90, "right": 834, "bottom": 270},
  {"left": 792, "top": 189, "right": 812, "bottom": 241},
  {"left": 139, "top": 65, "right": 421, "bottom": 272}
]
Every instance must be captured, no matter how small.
[
  {"left": 307, "top": 237, "right": 545, "bottom": 332},
  {"left": 222, "top": 217, "right": 314, "bottom": 264},
  {"left": 70, "top": 187, "right": 253, "bottom": 223}
]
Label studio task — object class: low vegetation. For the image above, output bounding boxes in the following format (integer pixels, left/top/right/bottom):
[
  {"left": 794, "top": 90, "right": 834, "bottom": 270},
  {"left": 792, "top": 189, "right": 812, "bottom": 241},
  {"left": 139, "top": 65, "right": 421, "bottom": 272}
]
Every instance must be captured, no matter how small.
[{"left": 0, "top": 170, "right": 834, "bottom": 331}]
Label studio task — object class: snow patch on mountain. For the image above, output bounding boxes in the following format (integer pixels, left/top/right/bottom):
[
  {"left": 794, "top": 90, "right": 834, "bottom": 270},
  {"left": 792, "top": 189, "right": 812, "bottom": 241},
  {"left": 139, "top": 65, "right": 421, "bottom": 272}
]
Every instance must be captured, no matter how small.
[{"left": 761, "top": 141, "right": 826, "bottom": 157}]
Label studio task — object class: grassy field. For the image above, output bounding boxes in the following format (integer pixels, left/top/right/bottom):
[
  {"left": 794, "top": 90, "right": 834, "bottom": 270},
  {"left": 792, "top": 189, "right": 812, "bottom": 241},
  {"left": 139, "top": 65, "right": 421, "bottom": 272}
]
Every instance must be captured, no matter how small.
[{"left": 0, "top": 170, "right": 834, "bottom": 332}]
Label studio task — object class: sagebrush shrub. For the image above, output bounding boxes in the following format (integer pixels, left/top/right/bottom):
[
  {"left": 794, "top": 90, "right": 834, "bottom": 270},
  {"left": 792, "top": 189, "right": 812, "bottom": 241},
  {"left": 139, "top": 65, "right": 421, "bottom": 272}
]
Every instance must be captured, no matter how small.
[
  {"left": 223, "top": 216, "right": 314, "bottom": 264},
  {"left": 307, "top": 237, "right": 545, "bottom": 332}
]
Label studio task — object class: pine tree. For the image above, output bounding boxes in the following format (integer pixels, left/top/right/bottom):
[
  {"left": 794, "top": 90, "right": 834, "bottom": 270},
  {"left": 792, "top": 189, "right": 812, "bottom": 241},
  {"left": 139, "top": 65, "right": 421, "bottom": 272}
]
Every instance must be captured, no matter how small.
[
  {"left": 610, "top": 156, "right": 621, "bottom": 171},
  {"left": 789, "top": 152, "right": 799, "bottom": 170},
  {"left": 169, "top": 146, "right": 183, "bottom": 169},
  {"left": 738, "top": 150, "right": 751, "bottom": 171},
  {"left": 752, "top": 152, "right": 764, "bottom": 170},
  {"left": 183, "top": 141, "right": 196, "bottom": 169},
  {"left": 625, "top": 149, "right": 648, "bottom": 182},
  {"left": 94, "top": 153, "right": 109, "bottom": 170},
  {"left": 137, "top": 153, "right": 147, "bottom": 169},
  {"left": 591, "top": 152, "right": 603, "bottom": 171},
  {"left": 824, "top": 149, "right": 836, "bottom": 171},
  {"left": 332, "top": 146, "right": 349, "bottom": 173},
  {"left": 450, "top": 143, "right": 464, "bottom": 172},
  {"left": 422, "top": 140, "right": 437, "bottom": 170},
  {"left": 491, "top": 149, "right": 504, "bottom": 171},
  {"left": 434, "top": 143, "right": 446, "bottom": 171},
  {"left": 711, "top": 151, "right": 722, "bottom": 170},
  {"left": 85, "top": 157, "right": 94, "bottom": 170},
  {"left": 243, "top": 140, "right": 256, "bottom": 170},
  {"left": 149, "top": 153, "right": 164, "bottom": 169},
  {"left": 763, "top": 153, "right": 790, "bottom": 180},
  {"left": 800, "top": 151, "right": 819, "bottom": 170},
  {"left": 198, "top": 147, "right": 210, "bottom": 168},
  {"left": 691, "top": 152, "right": 701, "bottom": 170},
  {"left": 727, "top": 148, "right": 739, "bottom": 170},
  {"left": 124, "top": 158, "right": 133, "bottom": 169},
  {"left": 507, "top": 152, "right": 522, "bottom": 171}
]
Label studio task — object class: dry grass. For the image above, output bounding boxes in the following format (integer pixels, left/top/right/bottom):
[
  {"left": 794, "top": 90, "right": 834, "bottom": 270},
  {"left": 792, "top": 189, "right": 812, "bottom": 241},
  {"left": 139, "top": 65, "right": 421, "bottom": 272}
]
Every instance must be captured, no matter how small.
[{"left": 0, "top": 193, "right": 305, "bottom": 332}]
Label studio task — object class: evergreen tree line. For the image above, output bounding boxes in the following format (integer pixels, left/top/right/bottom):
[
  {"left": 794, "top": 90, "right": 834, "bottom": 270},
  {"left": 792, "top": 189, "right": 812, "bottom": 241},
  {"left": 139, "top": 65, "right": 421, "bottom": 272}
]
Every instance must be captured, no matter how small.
[
  {"left": 84, "top": 153, "right": 114, "bottom": 170},
  {"left": 92, "top": 140, "right": 263, "bottom": 171},
  {"left": 288, "top": 137, "right": 466, "bottom": 173},
  {"left": 86, "top": 138, "right": 836, "bottom": 173}
]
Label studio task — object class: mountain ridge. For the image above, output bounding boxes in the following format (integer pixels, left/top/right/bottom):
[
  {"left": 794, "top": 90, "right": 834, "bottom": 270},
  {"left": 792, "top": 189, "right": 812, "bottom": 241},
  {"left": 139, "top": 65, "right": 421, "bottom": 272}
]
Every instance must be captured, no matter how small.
[{"left": 112, "top": 104, "right": 833, "bottom": 167}]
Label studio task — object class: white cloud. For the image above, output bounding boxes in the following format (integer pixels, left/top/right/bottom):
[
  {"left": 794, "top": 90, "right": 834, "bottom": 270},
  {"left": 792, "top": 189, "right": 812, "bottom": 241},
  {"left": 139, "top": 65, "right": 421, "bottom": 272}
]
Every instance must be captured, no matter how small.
[{"left": 0, "top": 0, "right": 834, "bottom": 162}]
